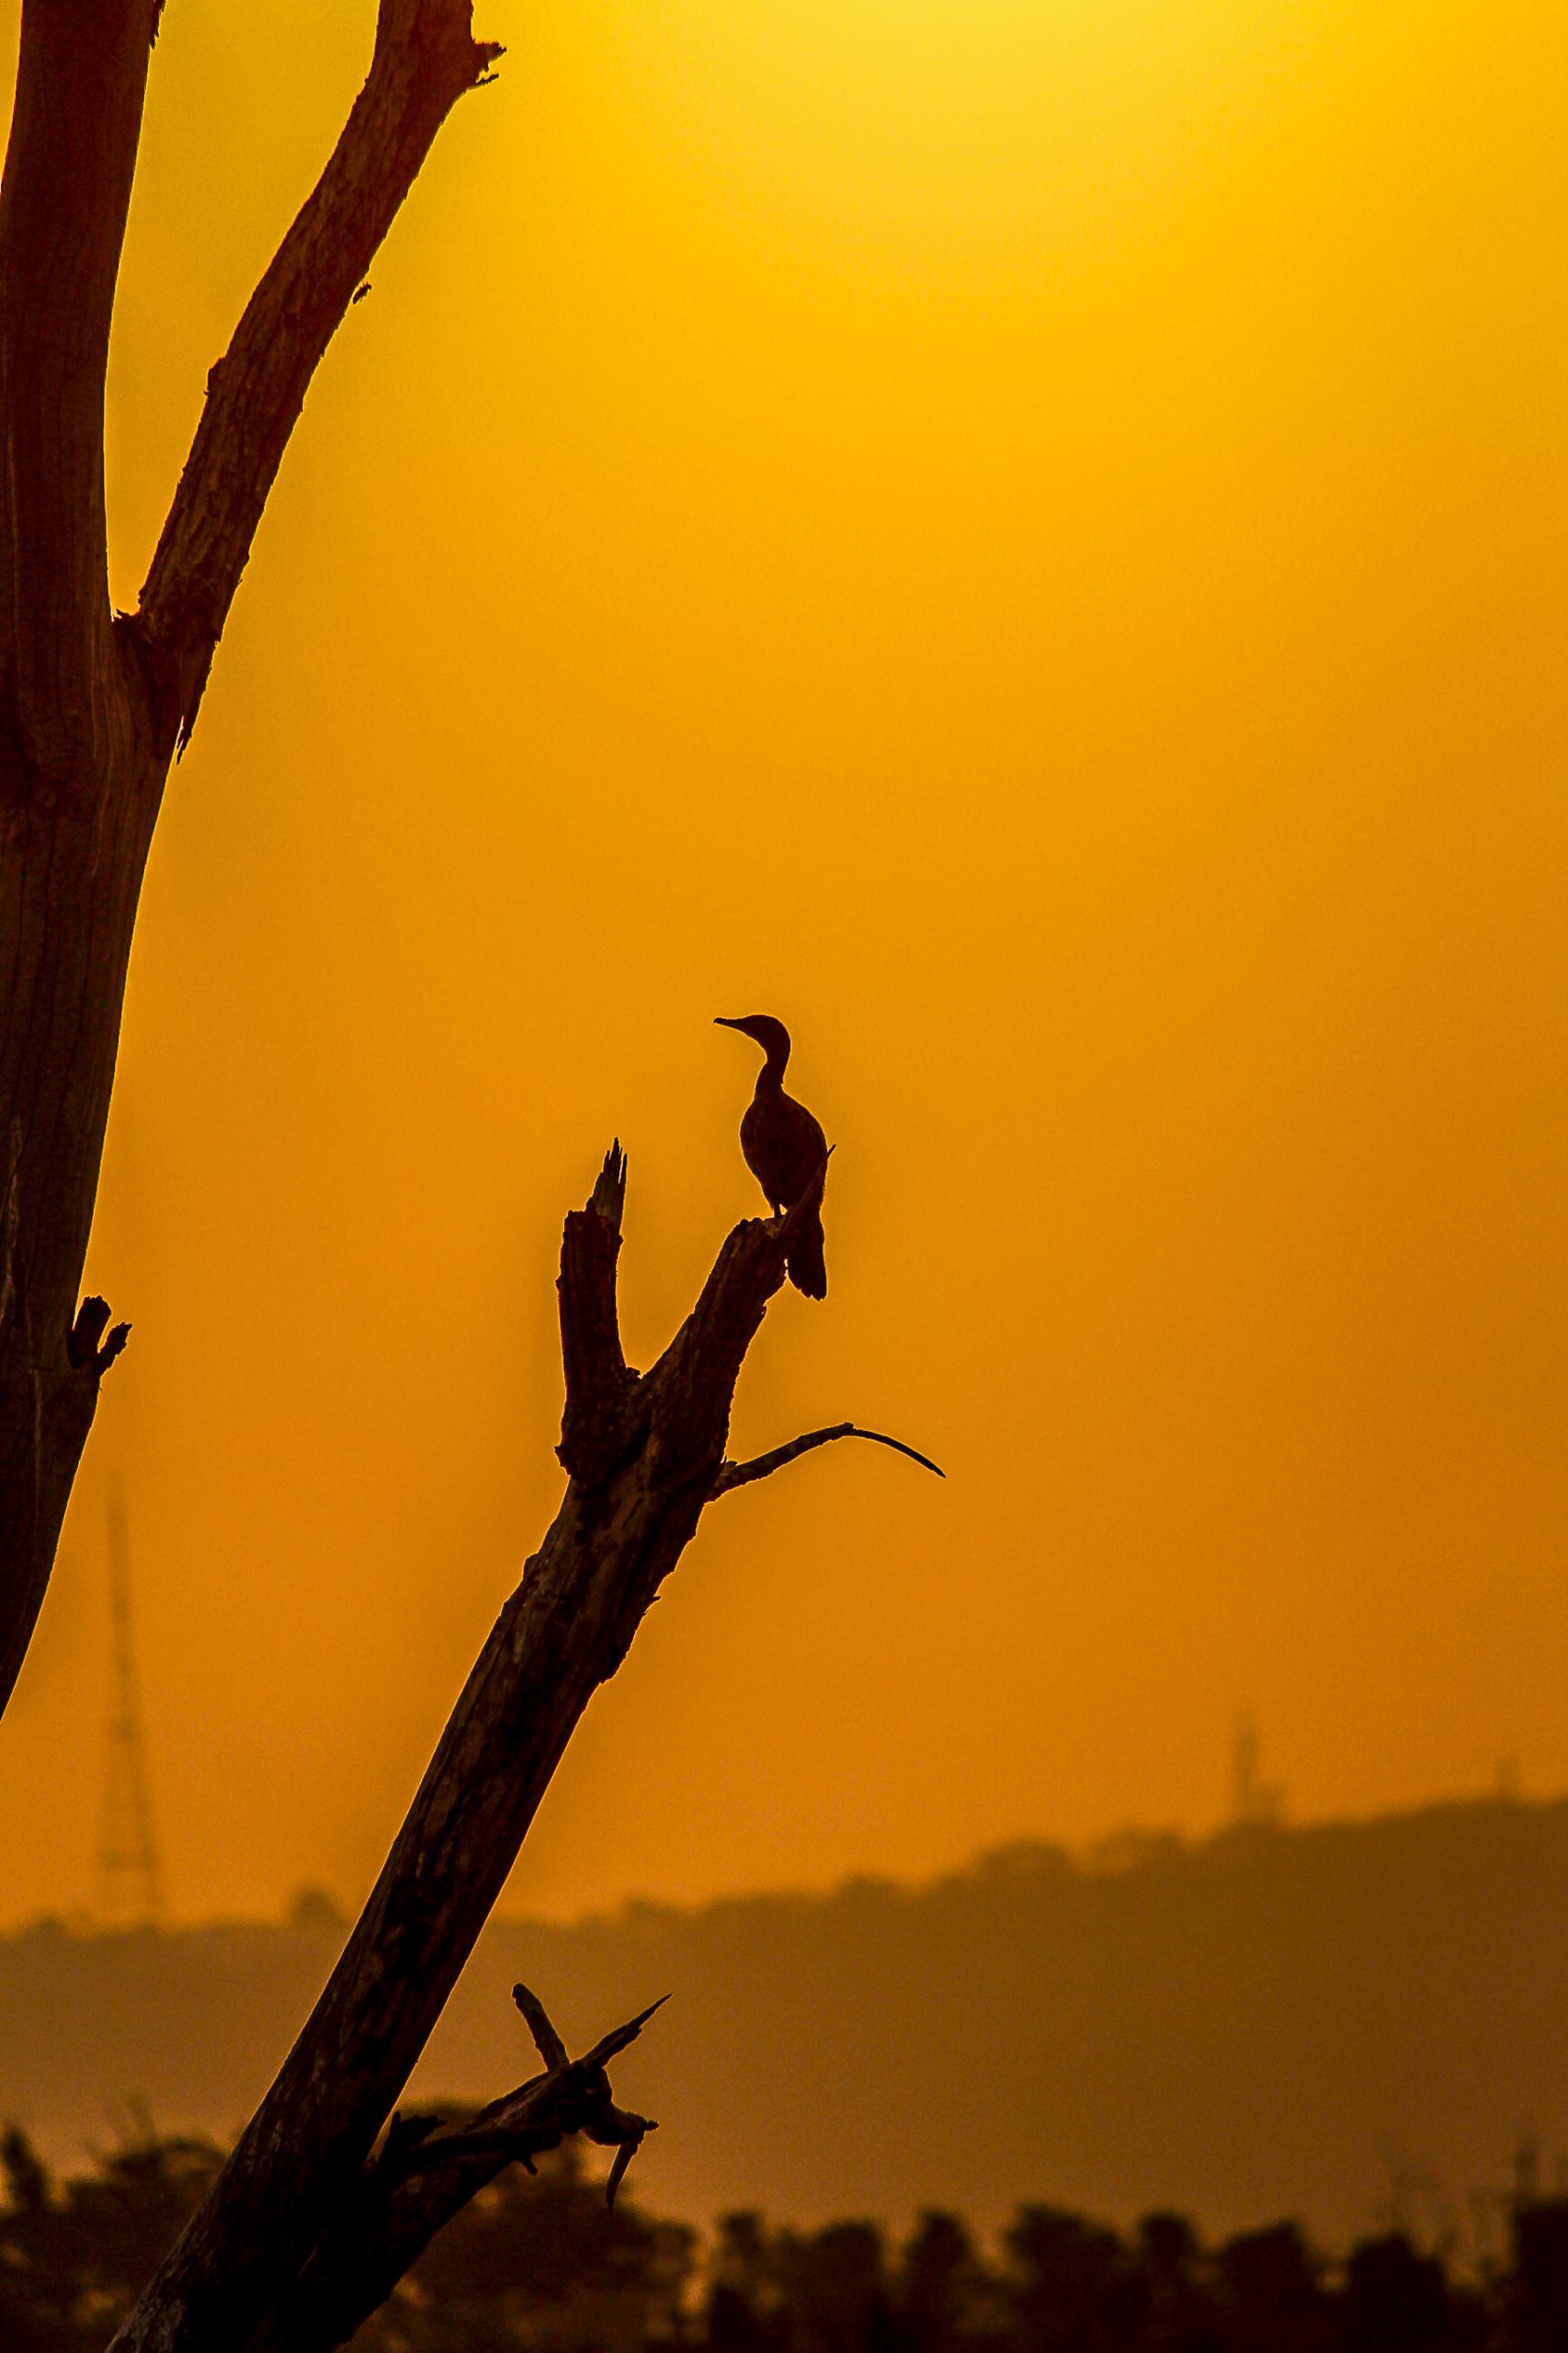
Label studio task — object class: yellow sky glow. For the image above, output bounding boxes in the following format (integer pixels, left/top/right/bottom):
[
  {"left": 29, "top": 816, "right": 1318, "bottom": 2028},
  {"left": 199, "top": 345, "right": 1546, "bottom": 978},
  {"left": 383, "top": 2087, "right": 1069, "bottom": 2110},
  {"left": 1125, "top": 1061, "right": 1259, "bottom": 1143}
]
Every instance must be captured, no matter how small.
[{"left": 0, "top": 0, "right": 1563, "bottom": 1927}]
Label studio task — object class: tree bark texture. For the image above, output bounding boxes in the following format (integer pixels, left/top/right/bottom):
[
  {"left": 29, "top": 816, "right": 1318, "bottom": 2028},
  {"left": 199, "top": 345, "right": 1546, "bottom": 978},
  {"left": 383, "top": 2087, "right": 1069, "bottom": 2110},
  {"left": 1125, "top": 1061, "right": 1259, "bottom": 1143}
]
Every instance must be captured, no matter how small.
[
  {"left": 0, "top": 0, "right": 499, "bottom": 1711},
  {"left": 111, "top": 1149, "right": 918, "bottom": 2353}
]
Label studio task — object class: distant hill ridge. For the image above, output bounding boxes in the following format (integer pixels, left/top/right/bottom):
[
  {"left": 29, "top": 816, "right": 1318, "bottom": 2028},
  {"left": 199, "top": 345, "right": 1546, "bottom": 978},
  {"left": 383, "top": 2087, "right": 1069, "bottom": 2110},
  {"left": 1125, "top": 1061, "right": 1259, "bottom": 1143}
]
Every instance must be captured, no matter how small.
[{"left": 6, "top": 1797, "right": 1568, "bottom": 2245}]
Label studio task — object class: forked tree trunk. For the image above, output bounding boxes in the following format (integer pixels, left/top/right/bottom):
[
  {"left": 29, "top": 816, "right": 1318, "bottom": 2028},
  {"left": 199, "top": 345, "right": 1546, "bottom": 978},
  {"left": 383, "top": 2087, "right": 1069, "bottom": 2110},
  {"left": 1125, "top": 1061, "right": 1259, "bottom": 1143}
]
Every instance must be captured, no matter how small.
[
  {"left": 111, "top": 1150, "right": 930, "bottom": 2353},
  {"left": 0, "top": 0, "right": 500, "bottom": 1711}
]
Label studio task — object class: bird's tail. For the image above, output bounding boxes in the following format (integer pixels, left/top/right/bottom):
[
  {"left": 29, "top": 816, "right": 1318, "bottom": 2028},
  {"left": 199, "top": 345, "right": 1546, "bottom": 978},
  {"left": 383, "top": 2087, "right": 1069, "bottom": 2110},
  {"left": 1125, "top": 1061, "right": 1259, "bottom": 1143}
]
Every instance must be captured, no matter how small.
[{"left": 787, "top": 1205, "right": 827, "bottom": 1301}]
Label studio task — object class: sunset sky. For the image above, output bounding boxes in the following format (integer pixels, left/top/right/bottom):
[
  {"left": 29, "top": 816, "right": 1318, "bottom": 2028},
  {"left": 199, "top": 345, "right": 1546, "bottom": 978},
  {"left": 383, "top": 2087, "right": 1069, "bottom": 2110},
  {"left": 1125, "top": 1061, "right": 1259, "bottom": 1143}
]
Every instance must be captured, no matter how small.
[{"left": 0, "top": 0, "right": 1563, "bottom": 1928}]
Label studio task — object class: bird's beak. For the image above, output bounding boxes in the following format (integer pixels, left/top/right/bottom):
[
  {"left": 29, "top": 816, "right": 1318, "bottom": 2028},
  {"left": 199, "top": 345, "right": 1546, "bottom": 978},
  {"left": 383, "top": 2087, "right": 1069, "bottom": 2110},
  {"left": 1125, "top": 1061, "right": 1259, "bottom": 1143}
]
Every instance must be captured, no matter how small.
[{"left": 714, "top": 1017, "right": 743, "bottom": 1029}]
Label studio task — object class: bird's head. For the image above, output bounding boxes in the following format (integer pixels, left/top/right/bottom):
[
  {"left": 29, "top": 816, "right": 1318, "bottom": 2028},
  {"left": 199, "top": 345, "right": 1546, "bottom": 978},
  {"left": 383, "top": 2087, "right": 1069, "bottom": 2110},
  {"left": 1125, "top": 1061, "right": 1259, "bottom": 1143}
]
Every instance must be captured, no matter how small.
[{"left": 714, "top": 1013, "right": 792, "bottom": 1065}]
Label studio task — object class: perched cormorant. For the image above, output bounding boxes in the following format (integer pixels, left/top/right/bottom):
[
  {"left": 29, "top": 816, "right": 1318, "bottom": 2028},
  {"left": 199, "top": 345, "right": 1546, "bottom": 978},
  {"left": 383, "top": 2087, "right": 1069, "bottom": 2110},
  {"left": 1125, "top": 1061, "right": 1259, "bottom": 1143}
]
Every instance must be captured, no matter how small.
[{"left": 714, "top": 1014, "right": 828, "bottom": 1299}]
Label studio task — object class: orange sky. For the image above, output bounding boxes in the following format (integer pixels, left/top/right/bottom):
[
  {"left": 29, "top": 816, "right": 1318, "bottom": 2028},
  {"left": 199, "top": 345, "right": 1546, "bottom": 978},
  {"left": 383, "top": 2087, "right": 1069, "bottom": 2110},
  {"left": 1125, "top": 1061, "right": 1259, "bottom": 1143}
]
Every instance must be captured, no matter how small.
[{"left": 1, "top": 0, "right": 1564, "bottom": 1928}]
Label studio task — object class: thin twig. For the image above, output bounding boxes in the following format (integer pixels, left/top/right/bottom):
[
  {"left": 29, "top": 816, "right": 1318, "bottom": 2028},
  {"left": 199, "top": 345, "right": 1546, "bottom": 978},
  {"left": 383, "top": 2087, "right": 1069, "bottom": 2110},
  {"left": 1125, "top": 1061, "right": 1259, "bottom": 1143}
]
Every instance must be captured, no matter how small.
[
  {"left": 712, "top": 1424, "right": 945, "bottom": 1496},
  {"left": 578, "top": 1995, "right": 670, "bottom": 2072}
]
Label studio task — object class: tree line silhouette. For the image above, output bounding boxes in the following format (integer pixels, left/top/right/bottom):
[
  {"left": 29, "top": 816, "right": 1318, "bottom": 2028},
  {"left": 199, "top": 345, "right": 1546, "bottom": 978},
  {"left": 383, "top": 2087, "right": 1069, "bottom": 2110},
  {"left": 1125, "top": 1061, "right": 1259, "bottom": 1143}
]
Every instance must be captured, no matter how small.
[{"left": 6, "top": 2122, "right": 1568, "bottom": 2353}]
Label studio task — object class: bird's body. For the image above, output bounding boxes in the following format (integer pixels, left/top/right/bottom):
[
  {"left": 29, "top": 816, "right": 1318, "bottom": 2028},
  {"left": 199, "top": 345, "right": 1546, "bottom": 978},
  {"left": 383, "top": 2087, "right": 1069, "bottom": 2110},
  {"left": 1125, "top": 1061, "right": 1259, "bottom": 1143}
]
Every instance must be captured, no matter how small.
[
  {"left": 739, "top": 1076, "right": 826, "bottom": 1218},
  {"left": 715, "top": 1015, "right": 828, "bottom": 1298}
]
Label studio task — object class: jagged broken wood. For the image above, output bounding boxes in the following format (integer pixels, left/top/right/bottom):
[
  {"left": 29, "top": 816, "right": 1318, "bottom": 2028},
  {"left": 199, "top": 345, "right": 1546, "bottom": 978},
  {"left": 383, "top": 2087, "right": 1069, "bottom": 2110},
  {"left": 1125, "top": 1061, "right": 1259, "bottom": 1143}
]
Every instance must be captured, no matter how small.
[
  {"left": 112, "top": 1150, "right": 938, "bottom": 2353},
  {"left": 247, "top": 1984, "right": 662, "bottom": 2353}
]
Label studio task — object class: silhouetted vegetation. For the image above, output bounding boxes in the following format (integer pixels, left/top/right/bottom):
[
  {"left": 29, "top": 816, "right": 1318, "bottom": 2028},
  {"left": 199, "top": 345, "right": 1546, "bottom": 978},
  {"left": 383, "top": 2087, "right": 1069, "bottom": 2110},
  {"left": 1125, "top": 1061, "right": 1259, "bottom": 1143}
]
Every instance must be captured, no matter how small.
[
  {"left": 10, "top": 1800, "right": 1568, "bottom": 2256},
  {"left": 11, "top": 2120, "right": 1568, "bottom": 2353}
]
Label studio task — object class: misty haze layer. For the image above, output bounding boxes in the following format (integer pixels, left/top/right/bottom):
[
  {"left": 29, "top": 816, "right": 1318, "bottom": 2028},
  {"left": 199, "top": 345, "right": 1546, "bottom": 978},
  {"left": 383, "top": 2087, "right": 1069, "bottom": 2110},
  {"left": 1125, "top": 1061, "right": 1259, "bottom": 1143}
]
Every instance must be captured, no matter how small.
[{"left": 6, "top": 1798, "right": 1566, "bottom": 2247}]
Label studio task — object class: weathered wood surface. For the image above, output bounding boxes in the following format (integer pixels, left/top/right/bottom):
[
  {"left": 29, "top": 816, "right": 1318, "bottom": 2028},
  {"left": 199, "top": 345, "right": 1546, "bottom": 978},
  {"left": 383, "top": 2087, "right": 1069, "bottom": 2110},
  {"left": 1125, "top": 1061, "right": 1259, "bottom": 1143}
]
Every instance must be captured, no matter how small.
[{"left": 0, "top": 0, "right": 498, "bottom": 1714}]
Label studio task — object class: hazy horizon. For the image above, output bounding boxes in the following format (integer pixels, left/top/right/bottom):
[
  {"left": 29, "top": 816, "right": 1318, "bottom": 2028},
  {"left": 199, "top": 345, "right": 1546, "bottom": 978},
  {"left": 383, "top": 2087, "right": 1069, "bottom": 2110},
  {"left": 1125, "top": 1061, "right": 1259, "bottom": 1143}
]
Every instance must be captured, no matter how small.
[
  {"left": 9, "top": 1794, "right": 1568, "bottom": 2246},
  {"left": 4, "top": 1775, "right": 1553, "bottom": 1938}
]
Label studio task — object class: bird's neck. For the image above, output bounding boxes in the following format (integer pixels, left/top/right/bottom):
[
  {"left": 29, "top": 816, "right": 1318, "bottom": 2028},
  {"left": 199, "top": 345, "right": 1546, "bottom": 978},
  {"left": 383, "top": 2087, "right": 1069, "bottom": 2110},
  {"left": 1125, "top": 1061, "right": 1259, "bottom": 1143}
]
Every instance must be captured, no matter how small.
[{"left": 755, "top": 1042, "right": 790, "bottom": 1092}]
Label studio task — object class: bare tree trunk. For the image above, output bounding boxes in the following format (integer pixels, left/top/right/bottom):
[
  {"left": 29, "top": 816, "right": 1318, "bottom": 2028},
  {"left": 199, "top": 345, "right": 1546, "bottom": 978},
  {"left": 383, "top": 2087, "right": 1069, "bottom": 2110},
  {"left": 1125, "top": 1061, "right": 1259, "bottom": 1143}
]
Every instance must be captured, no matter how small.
[
  {"left": 0, "top": 774, "right": 154, "bottom": 1703},
  {"left": 111, "top": 1151, "right": 933, "bottom": 2353},
  {"left": 0, "top": 0, "right": 499, "bottom": 1712},
  {"left": 0, "top": 0, "right": 160, "bottom": 1694}
]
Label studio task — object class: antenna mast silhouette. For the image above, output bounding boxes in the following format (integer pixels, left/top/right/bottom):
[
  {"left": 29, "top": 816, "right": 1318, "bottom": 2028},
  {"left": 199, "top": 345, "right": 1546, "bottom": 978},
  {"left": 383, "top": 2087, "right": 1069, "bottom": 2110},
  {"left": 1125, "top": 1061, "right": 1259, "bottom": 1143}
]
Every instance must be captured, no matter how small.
[
  {"left": 1230, "top": 1708, "right": 1284, "bottom": 1828},
  {"left": 97, "top": 1499, "right": 164, "bottom": 1928}
]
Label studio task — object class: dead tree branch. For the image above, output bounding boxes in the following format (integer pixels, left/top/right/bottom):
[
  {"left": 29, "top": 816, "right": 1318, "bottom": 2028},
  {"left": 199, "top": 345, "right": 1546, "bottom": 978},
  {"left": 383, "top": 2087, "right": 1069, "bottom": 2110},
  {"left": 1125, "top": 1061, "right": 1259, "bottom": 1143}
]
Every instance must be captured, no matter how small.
[
  {"left": 133, "top": 0, "right": 504, "bottom": 750},
  {"left": 112, "top": 1150, "right": 941, "bottom": 2353},
  {"left": 248, "top": 1985, "right": 662, "bottom": 2353},
  {"left": 713, "top": 1424, "right": 945, "bottom": 1495}
]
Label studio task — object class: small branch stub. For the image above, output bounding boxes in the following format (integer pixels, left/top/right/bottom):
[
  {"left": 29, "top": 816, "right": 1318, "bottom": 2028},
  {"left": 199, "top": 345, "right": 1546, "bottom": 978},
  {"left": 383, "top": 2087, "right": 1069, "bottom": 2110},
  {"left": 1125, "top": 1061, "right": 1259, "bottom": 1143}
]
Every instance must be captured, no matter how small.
[
  {"left": 65, "top": 1296, "right": 131, "bottom": 1378},
  {"left": 385, "top": 1983, "right": 662, "bottom": 2205},
  {"left": 558, "top": 1141, "right": 641, "bottom": 1482}
]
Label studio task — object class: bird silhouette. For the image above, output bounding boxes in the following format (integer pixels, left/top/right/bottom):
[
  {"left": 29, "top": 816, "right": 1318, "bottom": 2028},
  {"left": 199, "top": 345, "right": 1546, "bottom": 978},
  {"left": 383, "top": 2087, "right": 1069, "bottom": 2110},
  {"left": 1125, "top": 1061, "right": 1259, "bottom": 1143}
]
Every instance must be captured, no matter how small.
[{"left": 714, "top": 1014, "right": 828, "bottom": 1299}]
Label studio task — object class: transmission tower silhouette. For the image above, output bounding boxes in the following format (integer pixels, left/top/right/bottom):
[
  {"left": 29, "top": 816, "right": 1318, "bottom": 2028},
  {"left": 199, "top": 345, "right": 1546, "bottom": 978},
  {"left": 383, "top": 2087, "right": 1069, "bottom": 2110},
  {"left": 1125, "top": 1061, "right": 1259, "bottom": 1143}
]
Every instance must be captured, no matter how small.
[
  {"left": 1229, "top": 1707, "right": 1285, "bottom": 1828},
  {"left": 97, "top": 1498, "right": 164, "bottom": 1929}
]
